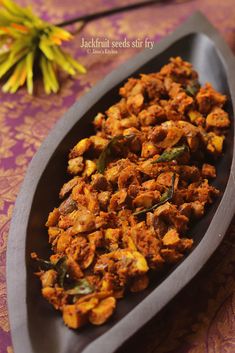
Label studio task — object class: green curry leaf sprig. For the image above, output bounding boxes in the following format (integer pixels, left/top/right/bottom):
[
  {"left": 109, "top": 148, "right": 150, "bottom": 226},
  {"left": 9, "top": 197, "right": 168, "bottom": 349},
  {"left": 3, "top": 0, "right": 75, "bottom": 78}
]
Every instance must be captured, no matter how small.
[
  {"left": 185, "top": 79, "right": 200, "bottom": 97},
  {"left": 32, "top": 255, "right": 93, "bottom": 294},
  {"left": 97, "top": 134, "right": 135, "bottom": 173},
  {"left": 134, "top": 173, "right": 176, "bottom": 217},
  {"left": 152, "top": 145, "right": 188, "bottom": 164}
]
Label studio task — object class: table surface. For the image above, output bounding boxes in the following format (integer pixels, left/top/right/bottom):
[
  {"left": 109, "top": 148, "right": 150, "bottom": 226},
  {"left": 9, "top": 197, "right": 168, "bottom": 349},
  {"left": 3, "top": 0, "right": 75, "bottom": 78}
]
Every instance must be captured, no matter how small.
[{"left": 1, "top": 0, "right": 235, "bottom": 352}]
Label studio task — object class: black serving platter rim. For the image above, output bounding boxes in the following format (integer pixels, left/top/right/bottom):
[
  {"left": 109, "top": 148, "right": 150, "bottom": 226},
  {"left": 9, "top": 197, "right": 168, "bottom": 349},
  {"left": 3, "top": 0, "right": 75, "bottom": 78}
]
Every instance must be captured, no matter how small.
[{"left": 6, "top": 11, "right": 235, "bottom": 353}]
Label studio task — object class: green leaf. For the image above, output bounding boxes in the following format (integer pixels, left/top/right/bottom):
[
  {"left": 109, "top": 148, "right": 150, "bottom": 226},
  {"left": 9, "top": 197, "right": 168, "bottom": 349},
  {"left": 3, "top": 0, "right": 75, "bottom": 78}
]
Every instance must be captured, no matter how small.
[
  {"left": 133, "top": 173, "right": 176, "bottom": 217},
  {"left": 55, "top": 256, "right": 68, "bottom": 287},
  {"left": 159, "top": 178, "right": 175, "bottom": 202},
  {"left": 185, "top": 80, "right": 200, "bottom": 97},
  {"left": 34, "top": 255, "right": 69, "bottom": 288},
  {"left": 34, "top": 257, "right": 55, "bottom": 271},
  {"left": 152, "top": 145, "right": 188, "bottom": 163},
  {"left": 66, "top": 279, "right": 94, "bottom": 295},
  {"left": 97, "top": 134, "right": 135, "bottom": 173}
]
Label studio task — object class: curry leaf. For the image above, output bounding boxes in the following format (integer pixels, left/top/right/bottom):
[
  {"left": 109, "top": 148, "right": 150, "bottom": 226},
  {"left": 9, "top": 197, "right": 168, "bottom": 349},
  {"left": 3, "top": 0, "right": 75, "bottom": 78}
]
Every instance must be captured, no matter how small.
[
  {"left": 133, "top": 173, "right": 176, "bottom": 217},
  {"left": 159, "top": 174, "right": 175, "bottom": 202},
  {"left": 97, "top": 134, "right": 135, "bottom": 173},
  {"left": 185, "top": 80, "right": 200, "bottom": 97},
  {"left": 34, "top": 257, "right": 55, "bottom": 271},
  {"left": 33, "top": 254, "right": 68, "bottom": 287},
  {"left": 55, "top": 256, "right": 68, "bottom": 287},
  {"left": 66, "top": 278, "right": 94, "bottom": 295},
  {"left": 34, "top": 255, "right": 86, "bottom": 289},
  {"left": 152, "top": 145, "right": 188, "bottom": 163}
]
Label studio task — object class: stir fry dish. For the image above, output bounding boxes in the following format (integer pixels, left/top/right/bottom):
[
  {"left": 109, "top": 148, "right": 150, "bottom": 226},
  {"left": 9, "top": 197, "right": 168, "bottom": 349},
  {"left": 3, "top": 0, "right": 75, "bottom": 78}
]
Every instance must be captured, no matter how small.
[{"left": 32, "top": 57, "right": 230, "bottom": 329}]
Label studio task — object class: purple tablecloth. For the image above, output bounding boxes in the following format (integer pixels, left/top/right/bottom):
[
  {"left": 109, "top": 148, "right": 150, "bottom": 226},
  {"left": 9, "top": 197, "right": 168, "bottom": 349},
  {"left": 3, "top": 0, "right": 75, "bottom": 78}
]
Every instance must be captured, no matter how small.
[{"left": 1, "top": 1, "right": 235, "bottom": 352}]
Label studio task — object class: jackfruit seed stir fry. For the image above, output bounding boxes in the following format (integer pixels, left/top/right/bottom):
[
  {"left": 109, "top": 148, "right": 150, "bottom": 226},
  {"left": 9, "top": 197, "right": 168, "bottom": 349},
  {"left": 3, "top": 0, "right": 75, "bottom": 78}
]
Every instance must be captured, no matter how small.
[{"left": 32, "top": 57, "right": 230, "bottom": 329}]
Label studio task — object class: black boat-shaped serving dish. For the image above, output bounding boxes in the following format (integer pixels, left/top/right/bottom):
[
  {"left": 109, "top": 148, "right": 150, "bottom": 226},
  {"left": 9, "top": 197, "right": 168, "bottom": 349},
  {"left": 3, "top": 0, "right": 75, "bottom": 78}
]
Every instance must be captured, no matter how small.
[{"left": 7, "top": 11, "right": 235, "bottom": 353}]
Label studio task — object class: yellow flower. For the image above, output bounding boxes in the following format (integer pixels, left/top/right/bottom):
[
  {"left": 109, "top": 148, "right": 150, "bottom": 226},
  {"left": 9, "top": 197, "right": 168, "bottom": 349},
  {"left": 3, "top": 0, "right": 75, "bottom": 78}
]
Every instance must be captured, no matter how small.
[{"left": 0, "top": 0, "right": 86, "bottom": 94}]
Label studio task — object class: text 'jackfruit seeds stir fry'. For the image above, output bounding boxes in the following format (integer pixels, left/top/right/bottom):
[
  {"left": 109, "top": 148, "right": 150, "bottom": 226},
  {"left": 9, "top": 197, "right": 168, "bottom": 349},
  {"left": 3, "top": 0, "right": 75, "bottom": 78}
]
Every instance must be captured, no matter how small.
[{"left": 32, "top": 57, "right": 230, "bottom": 329}]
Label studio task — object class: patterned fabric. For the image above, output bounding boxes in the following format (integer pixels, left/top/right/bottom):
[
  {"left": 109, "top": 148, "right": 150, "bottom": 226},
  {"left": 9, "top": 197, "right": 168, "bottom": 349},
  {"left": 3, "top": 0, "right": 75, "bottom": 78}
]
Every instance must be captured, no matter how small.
[{"left": 0, "top": 1, "right": 235, "bottom": 352}]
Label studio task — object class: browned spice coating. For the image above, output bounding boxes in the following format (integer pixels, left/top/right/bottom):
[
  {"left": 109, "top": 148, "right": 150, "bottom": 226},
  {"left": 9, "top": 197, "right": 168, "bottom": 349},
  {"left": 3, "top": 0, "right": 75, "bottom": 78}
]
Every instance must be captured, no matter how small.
[{"left": 32, "top": 57, "right": 230, "bottom": 329}]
